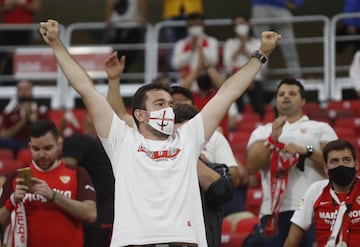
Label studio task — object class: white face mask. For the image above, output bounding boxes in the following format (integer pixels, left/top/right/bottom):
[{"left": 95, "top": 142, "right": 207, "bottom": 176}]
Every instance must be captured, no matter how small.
[
  {"left": 147, "top": 107, "right": 175, "bottom": 135},
  {"left": 235, "top": 24, "right": 249, "bottom": 37},
  {"left": 188, "top": 26, "right": 204, "bottom": 37}
]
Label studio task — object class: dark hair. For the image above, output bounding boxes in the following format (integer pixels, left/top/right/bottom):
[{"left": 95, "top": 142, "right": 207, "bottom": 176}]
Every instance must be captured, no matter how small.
[
  {"left": 323, "top": 139, "right": 357, "bottom": 162},
  {"left": 174, "top": 104, "right": 199, "bottom": 124},
  {"left": 232, "top": 15, "right": 250, "bottom": 23},
  {"left": 170, "top": 86, "right": 194, "bottom": 105},
  {"left": 187, "top": 13, "right": 204, "bottom": 22},
  {"left": 276, "top": 78, "right": 306, "bottom": 99},
  {"left": 29, "top": 119, "right": 59, "bottom": 142},
  {"left": 197, "top": 74, "right": 214, "bottom": 91},
  {"left": 231, "top": 15, "right": 255, "bottom": 37},
  {"left": 131, "top": 83, "right": 172, "bottom": 127}
]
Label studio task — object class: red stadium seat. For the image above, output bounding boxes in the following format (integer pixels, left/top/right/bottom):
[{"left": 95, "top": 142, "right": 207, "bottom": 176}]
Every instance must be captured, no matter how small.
[
  {"left": 234, "top": 217, "right": 259, "bottom": 235},
  {"left": 222, "top": 218, "right": 233, "bottom": 234},
  {"left": 246, "top": 187, "right": 263, "bottom": 216},
  {"left": 0, "top": 159, "right": 26, "bottom": 175},
  {"left": 0, "top": 148, "right": 14, "bottom": 160},
  {"left": 16, "top": 148, "right": 32, "bottom": 166},
  {"left": 228, "top": 131, "right": 251, "bottom": 154}
]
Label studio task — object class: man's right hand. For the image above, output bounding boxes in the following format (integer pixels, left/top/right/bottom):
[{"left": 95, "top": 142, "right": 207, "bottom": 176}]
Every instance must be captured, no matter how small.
[{"left": 271, "top": 116, "right": 287, "bottom": 142}]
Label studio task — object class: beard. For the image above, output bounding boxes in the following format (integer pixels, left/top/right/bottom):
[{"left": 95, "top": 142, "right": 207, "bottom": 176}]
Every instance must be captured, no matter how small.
[{"left": 34, "top": 158, "right": 56, "bottom": 170}]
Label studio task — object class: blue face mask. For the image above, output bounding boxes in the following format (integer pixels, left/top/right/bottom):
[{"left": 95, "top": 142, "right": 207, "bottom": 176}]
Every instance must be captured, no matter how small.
[{"left": 328, "top": 165, "right": 356, "bottom": 187}]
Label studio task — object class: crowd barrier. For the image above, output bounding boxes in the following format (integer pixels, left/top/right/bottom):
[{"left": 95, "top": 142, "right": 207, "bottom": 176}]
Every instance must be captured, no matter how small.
[{"left": 0, "top": 13, "right": 359, "bottom": 109}]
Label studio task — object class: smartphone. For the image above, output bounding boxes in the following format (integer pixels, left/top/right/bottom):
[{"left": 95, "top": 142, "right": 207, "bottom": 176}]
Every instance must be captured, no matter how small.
[{"left": 17, "top": 167, "right": 34, "bottom": 191}]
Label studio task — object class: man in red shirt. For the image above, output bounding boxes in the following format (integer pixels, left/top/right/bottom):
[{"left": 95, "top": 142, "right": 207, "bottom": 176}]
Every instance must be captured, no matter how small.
[
  {"left": 284, "top": 139, "right": 360, "bottom": 247},
  {"left": 0, "top": 119, "right": 97, "bottom": 247},
  {"left": 0, "top": 80, "right": 48, "bottom": 156}
]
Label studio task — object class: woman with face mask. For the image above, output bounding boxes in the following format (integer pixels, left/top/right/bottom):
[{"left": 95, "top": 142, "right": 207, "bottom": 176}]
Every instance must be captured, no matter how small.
[
  {"left": 171, "top": 13, "right": 219, "bottom": 80},
  {"left": 224, "top": 15, "right": 266, "bottom": 122}
]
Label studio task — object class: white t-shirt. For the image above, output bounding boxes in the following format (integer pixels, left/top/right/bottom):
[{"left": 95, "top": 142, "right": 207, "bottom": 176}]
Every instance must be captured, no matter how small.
[
  {"left": 172, "top": 35, "right": 219, "bottom": 72},
  {"left": 101, "top": 112, "right": 208, "bottom": 247},
  {"left": 247, "top": 116, "right": 338, "bottom": 216},
  {"left": 202, "top": 130, "right": 237, "bottom": 168},
  {"left": 350, "top": 50, "right": 360, "bottom": 91},
  {"left": 290, "top": 179, "right": 329, "bottom": 231}
]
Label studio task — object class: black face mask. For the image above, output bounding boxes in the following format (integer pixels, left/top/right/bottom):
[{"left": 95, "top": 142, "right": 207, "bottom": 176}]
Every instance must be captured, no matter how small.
[{"left": 328, "top": 165, "right": 356, "bottom": 187}]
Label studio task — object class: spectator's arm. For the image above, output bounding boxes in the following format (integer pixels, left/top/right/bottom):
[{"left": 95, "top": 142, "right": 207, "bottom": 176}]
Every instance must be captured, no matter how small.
[
  {"left": 105, "top": 52, "right": 134, "bottom": 127},
  {"left": 105, "top": 0, "right": 114, "bottom": 24},
  {"left": 198, "top": 158, "right": 234, "bottom": 205},
  {"left": 171, "top": 39, "right": 192, "bottom": 70},
  {"left": 199, "top": 46, "right": 225, "bottom": 89},
  {"left": 197, "top": 160, "right": 221, "bottom": 191},
  {"left": 40, "top": 20, "right": 114, "bottom": 139},
  {"left": 283, "top": 224, "right": 305, "bottom": 247},
  {"left": 0, "top": 117, "right": 27, "bottom": 139},
  {"left": 202, "top": 37, "right": 219, "bottom": 66},
  {"left": 0, "top": 207, "right": 10, "bottom": 227},
  {"left": 246, "top": 140, "right": 272, "bottom": 174}
]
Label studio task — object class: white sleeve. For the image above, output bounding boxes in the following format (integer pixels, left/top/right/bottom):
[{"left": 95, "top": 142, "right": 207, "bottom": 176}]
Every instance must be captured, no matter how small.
[
  {"left": 205, "top": 131, "right": 238, "bottom": 167},
  {"left": 350, "top": 51, "right": 360, "bottom": 91},
  {"left": 171, "top": 39, "right": 192, "bottom": 70},
  {"left": 290, "top": 180, "right": 327, "bottom": 230},
  {"left": 223, "top": 39, "right": 235, "bottom": 74},
  {"left": 203, "top": 37, "right": 219, "bottom": 66}
]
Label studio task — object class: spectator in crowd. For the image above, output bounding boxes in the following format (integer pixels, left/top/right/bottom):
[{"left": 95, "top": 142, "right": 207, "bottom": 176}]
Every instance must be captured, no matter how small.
[
  {"left": 336, "top": 0, "right": 360, "bottom": 55},
  {"left": 251, "top": 0, "right": 302, "bottom": 78},
  {"left": 105, "top": 50, "right": 247, "bottom": 247},
  {"left": 0, "top": 0, "right": 42, "bottom": 75},
  {"left": 104, "top": 0, "right": 147, "bottom": 73},
  {"left": 224, "top": 15, "right": 266, "bottom": 120},
  {"left": 349, "top": 49, "right": 360, "bottom": 98},
  {"left": 162, "top": 0, "right": 203, "bottom": 72},
  {"left": 246, "top": 78, "right": 338, "bottom": 247},
  {"left": 179, "top": 44, "right": 228, "bottom": 137},
  {"left": 105, "top": 51, "right": 248, "bottom": 205},
  {"left": 0, "top": 119, "right": 97, "bottom": 247},
  {"left": 284, "top": 139, "right": 360, "bottom": 247},
  {"left": 0, "top": 80, "right": 48, "bottom": 157},
  {"left": 172, "top": 13, "right": 218, "bottom": 80},
  {"left": 62, "top": 114, "right": 115, "bottom": 247},
  {"left": 174, "top": 103, "right": 236, "bottom": 247},
  {"left": 39, "top": 18, "right": 280, "bottom": 246}
]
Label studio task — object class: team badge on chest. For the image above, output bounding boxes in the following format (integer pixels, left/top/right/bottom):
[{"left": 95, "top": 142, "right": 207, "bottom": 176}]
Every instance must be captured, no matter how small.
[{"left": 60, "top": 176, "right": 71, "bottom": 184}]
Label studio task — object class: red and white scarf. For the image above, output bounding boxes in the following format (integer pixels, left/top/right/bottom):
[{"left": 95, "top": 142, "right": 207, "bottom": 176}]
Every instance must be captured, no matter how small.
[
  {"left": 3, "top": 194, "right": 27, "bottom": 247},
  {"left": 325, "top": 180, "right": 358, "bottom": 247},
  {"left": 264, "top": 136, "right": 300, "bottom": 236}
]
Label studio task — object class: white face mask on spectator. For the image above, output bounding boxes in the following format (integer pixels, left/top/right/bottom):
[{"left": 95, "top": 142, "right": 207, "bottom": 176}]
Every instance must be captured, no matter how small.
[
  {"left": 188, "top": 26, "right": 204, "bottom": 37},
  {"left": 147, "top": 107, "right": 175, "bottom": 135},
  {"left": 235, "top": 24, "right": 249, "bottom": 37}
]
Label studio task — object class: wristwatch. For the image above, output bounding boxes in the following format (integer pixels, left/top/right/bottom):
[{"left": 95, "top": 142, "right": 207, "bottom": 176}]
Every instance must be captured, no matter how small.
[
  {"left": 251, "top": 50, "right": 267, "bottom": 64},
  {"left": 304, "top": 145, "right": 314, "bottom": 157}
]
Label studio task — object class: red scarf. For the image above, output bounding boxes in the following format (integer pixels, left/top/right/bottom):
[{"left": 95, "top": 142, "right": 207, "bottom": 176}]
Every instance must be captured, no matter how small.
[{"left": 264, "top": 136, "right": 300, "bottom": 236}]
